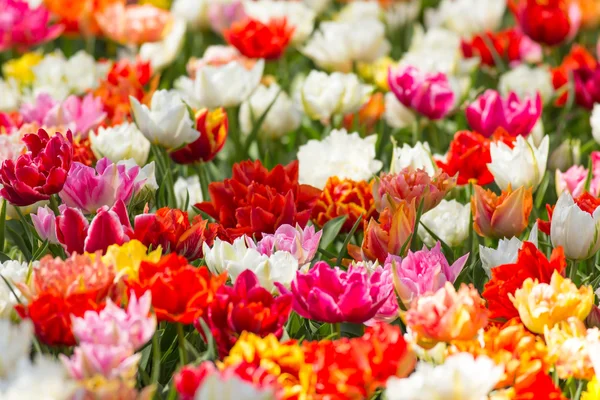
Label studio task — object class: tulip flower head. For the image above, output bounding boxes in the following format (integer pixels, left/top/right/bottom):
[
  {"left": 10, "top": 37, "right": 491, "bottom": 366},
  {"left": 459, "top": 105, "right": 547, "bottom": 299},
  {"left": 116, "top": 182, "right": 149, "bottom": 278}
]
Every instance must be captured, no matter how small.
[
  {"left": 512, "top": 0, "right": 581, "bottom": 46},
  {"left": 225, "top": 17, "right": 294, "bottom": 60},
  {"left": 461, "top": 28, "right": 542, "bottom": 68},
  {"left": 471, "top": 184, "right": 533, "bottom": 239},
  {"left": 388, "top": 65, "right": 455, "bottom": 120},
  {"left": 170, "top": 108, "right": 228, "bottom": 164},
  {"left": 510, "top": 271, "right": 594, "bottom": 334}
]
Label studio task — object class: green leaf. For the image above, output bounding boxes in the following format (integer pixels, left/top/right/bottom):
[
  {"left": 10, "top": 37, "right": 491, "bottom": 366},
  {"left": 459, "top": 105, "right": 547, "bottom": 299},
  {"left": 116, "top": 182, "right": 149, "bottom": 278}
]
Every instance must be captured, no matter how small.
[
  {"left": 535, "top": 172, "right": 551, "bottom": 209},
  {"left": 0, "top": 252, "right": 10, "bottom": 263},
  {"left": 410, "top": 199, "right": 425, "bottom": 251},
  {"left": 336, "top": 214, "right": 363, "bottom": 265},
  {"left": 320, "top": 215, "right": 348, "bottom": 250}
]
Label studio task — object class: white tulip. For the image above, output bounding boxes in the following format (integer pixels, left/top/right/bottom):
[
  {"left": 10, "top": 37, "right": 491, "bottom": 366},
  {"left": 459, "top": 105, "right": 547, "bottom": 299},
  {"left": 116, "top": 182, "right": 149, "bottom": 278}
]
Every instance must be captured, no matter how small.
[
  {"left": 302, "top": 0, "right": 332, "bottom": 15},
  {"left": 297, "top": 128, "right": 382, "bottom": 189},
  {"left": 488, "top": 135, "right": 549, "bottom": 190},
  {"left": 499, "top": 65, "right": 554, "bottom": 104},
  {"left": 425, "top": 0, "right": 506, "bottom": 37},
  {"left": 302, "top": 20, "right": 390, "bottom": 72},
  {"left": 0, "top": 320, "right": 34, "bottom": 378},
  {"left": 0, "top": 79, "right": 21, "bottom": 112},
  {"left": 299, "top": 70, "right": 372, "bottom": 122},
  {"left": 591, "top": 103, "right": 600, "bottom": 145},
  {"left": 3, "top": 355, "right": 75, "bottom": 400},
  {"left": 551, "top": 192, "right": 600, "bottom": 260},
  {"left": 171, "top": 0, "right": 209, "bottom": 30},
  {"left": 90, "top": 122, "right": 151, "bottom": 166},
  {"left": 242, "top": 0, "right": 316, "bottom": 44},
  {"left": 203, "top": 237, "right": 299, "bottom": 293},
  {"left": 418, "top": 200, "right": 470, "bottom": 248},
  {"left": 174, "top": 176, "right": 203, "bottom": 212},
  {"left": 195, "top": 372, "right": 276, "bottom": 400},
  {"left": 385, "top": 0, "right": 421, "bottom": 29},
  {"left": 386, "top": 353, "right": 503, "bottom": 400},
  {"left": 239, "top": 83, "right": 300, "bottom": 139},
  {"left": 384, "top": 92, "right": 416, "bottom": 130},
  {"left": 390, "top": 142, "right": 436, "bottom": 176},
  {"left": 130, "top": 89, "right": 200, "bottom": 150},
  {"left": 0, "top": 261, "right": 29, "bottom": 319},
  {"left": 399, "top": 27, "right": 462, "bottom": 75},
  {"left": 64, "top": 50, "right": 108, "bottom": 94},
  {"left": 175, "top": 59, "right": 264, "bottom": 109},
  {"left": 140, "top": 18, "right": 187, "bottom": 71},
  {"left": 480, "top": 223, "right": 539, "bottom": 278},
  {"left": 337, "top": 1, "right": 382, "bottom": 23}
]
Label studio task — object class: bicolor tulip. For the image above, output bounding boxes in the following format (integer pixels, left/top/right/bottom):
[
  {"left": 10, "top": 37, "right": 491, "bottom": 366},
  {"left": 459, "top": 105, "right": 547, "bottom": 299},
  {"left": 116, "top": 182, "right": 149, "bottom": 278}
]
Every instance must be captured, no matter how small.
[{"left": 170, "top": 108, "right": 228, "bottom": 164}]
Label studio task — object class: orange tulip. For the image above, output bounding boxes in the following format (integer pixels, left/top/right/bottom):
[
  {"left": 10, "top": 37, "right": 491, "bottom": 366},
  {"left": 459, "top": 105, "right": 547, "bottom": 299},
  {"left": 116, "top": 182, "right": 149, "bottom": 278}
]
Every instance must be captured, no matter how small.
[
  {"left": 95, "top": 3, "right": 173, "bottom": 45},
  {"left": 471, "top": 184, "right": 533, "bottom": 239}
]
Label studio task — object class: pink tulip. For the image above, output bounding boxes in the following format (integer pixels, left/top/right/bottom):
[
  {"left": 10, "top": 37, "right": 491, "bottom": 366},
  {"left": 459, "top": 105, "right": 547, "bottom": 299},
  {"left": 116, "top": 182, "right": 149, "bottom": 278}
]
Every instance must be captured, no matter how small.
[
  {"left": 20, "top": 93, "right": 57, "bottom": 125},
  {"left": 31, "top": 205, "right": 58, "bottom": 244},
  {"left": 278, "top": 261, "right": 393, "bottom": 324},
  {"left": 61, "top": 343, "right": 140, "bottom": 380},
  {"left": 556, "top": 151, "right": 600, "bottom": 198},
  {"left": 466, "top": 89, "right": 542, "bottom": 138},
  {"left": 54, "top": 200, "right": 133, "bottom": 255},
  {"left": 364, "top": 261, "right": 398, "bottom": 326},
  {"left": 44, "top": 94, "right": 107, "bottom": 137},
  {"left": 388, "top": 65, "right": 455, "bottom": 120},
  {"left": 392, "top": 243, "right": 469, "bottom": 306},
  {"left": 0, "top": 0, "right": 63, "bottom": 52},
  {"left": 208, "top": 1, "right": 246, "bottom": 35},
  {"left": 59, "top": 158, "right": 140, "bottom": 214},
  {"left": 71, "top": 291, "right": 156, "bottom": 351},
  {"left": 252, "top": 224, "right": 322, "bottom": 265}
]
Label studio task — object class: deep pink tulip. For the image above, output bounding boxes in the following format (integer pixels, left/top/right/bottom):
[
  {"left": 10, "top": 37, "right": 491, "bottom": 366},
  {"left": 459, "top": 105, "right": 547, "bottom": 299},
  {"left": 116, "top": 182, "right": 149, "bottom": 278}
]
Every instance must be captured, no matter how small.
[
  {"left": 278, "top": 261, "right": 393, "bottom": 324},
  {"left": 392, "top": 242, "right": 469, "bottom": 306},
  {"left": 572, "top": 66, "right": 600, "bottom": 110},
  {"left": 0, "top": 129, "right": 73, "bottom": 206},
  {"left": 44, "top": 94, "right": 107, "bottom": 137},
  {"left": 465, "top": 89, "right": 542, "bottom": 137},
  {"left": 31, "top": 205, "right": 58, "bottom": 244},
  {"left": 54, "top": 200, "right": 133, "bottom": 255},
  {"left": 59, "top": 158, "right": 140, "bottom": 214},
  {"left": 388, "top": 65, "right": 455, "bottom": 120},
  {"left": 0, "top": 0, "right": 64, "bottom": 52}
]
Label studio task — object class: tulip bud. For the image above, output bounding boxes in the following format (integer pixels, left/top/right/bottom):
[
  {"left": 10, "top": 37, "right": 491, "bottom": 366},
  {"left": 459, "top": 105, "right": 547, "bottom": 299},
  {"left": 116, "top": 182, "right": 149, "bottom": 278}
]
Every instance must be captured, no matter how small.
[
  {"left": 549, "top": 139, "right": 581, "bottom": 172},
  {"left": 586, "top": 304, "right": 600, "bottom": 329}
]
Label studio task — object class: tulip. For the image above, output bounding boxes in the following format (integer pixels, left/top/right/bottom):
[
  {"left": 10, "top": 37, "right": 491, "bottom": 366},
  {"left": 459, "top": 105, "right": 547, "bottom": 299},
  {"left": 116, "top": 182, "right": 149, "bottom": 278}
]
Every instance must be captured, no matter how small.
[
  {"left": 95, "top": 3, "right": 173, "bottom": 45},
  {"left": 208, "top": 1, "right": 246, "bottom": 35},
  {"left": 466, "top": 90, "right": 542, "bottom": 138},
  {"left": 225, "top": 17, "right": 294, "bottom": 60},
  {"left": 592, "top": 104, "right": 600, "bottom": 144},
  {"left": 43, "top": 94, "right": 106, "bottom": 137},
  {"left": 384, "top": 92, "right": 417, "bottom": 129},
  {"left": 253, "top": 224, "right": 322, "bottom": 265},
  {"left": 405, "top": 282, "right": 489, "bottom": 346},
  {"left": 239, "top": 83, "right": 300, "bottom": 139},
  {"left": 556, "top": 152, "right": 600, "bottom": 198},
  {"left": 201, "top": 269, "right": 293, "bottom": 357},
  {"left": 20, "top": 93, "right": 57, "bottom": 125},
  {"left": 418, "top": 199, "right": 470, "bottom": 248},
  {"left": 480, "top": 224, "right": 539, "bottom": 278},
  {"left": 544, "top": 318, "right": 597, "bottom": 380},
  {"left": 425, "top": 0, "right": 505, "bottom": 36},
  {"left": 550, "top": 192, "right": 600, "bottom": 260},
  {"left": 30, "top": 205, "right": 58, "bottom": 245},
  {"left": 390, "top": 142, "right": 436, "bottom": 176},
  {"left": 55, "top": 200, "right": 133, "bottom": 255},
  {"left": 388, "top": 65, "right": 455, "bottom": 120},
  {"left": 0, "top": 0, "right": 64, "bottom": 52},
  {"left": 0, "top": 129, "right": 73, "bottom": 206},
  {"left": 549, "top": 138, "right": 582, "bottom": 173},
  {"left": 174, "top": 176, "right": 203, "bottom": 212},
  {"left": 130, "top": 89, "right": 200, "bottom": 150},
  {"left": 101, "top": 240, "right": 162, "bottom": 281},
  {"left": 510, "top": 271, "right": 594, "bottom": 334},
  {"left": 499, "top": 64, "right": 554, "bottom": 104},
  {"left": 571, "top": 66, "right": 600, "bottom": 110},
  {"left": 71, "top": 292, "right": 156, "bottom": 351},
  {"left": 170, "top": 108, "right": 228, "bottom": 164},
  {"left": 90, "top": 122, "right": 151, "bottom": 166},
  {"left": 140, "top": 18, "right": 187, "bottom": 72},
  {"left": 61, "top": 343, "right": 140, "bottom": 381},
  {"left": 488, "top": 135, "right": 549, "bottom": 190},
  {"left": 175, "top": 58, "right": 264, "bottom": 109},
  {"left": 302, "top": 19, "right": 390, "bottom": 72},
  {"left": 391, "top": 243, "right": 469, "bottom": 306},
  {"left": 461, "top": 28, "right": 542, "bottom": 68},
  {"left": 513, "top": 0, "right": 581, "bottom": 46},
  {"left": 59, "top": 158, "right": 140, "bottom": 214},
  {"left": 373, "top": 168, "right": 456, "bottom": 213},
  {"left": 278, "top": 261, "right": 393, "bottom": 324},
  {"left": 471, "top": 184, "right": 533, "bottom": 239},
  {"left": 243, "top": 0, "right": 316, "bottom": 44},
  {"left": 358, "top": 199, "right": 416, "bottom": 263}
]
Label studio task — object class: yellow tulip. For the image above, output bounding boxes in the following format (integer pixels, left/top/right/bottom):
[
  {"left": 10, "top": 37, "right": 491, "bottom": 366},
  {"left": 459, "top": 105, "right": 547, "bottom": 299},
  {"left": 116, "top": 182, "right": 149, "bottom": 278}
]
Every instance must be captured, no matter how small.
[
  {"left": 98, "top": 240, "right": 162, "bottom": 280},
  {"left": 510, "top": 271, "right": 594, "bottom": 334},
  {"left": 2, "top": 52, "right": 43, "bottom": 85}
]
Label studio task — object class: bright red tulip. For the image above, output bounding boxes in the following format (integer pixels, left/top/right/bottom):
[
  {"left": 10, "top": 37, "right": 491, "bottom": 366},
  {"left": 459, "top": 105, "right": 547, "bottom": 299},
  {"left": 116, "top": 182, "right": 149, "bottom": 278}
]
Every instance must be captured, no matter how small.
[{"left": 224, "top": 17, "right": 294, "bottom": 60}]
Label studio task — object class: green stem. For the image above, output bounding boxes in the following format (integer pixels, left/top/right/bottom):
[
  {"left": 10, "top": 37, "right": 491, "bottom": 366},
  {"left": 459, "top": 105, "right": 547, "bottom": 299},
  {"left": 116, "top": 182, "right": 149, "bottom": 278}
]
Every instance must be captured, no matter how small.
[
  {"left": 49, "top": 195, "right": 60, "bottom": 216},
  {"left": 151, "top": 330, "right": 161, "bottom": 384},
  {"left": 333, "top": 323, "right": 341, "bottom": 339},
  {"left": 177, "top": 323, "right": 188, "bottom": 366}
]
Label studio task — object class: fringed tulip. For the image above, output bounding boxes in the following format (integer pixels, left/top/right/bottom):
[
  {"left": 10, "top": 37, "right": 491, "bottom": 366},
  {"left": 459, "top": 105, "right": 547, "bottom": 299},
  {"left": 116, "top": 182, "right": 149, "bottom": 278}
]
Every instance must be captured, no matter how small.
[
  {"left": 201, "top": 269, "right": 293, "bottom": 357},
  {"left": 0, "top": 0, "right": 64, "bottom": 52},
  {"left": 54, "top": 200, "right": 133, "bottom": 255},
  {"left": 466, "top": 90, "right": 542, "bottom": 138},
  {"left": 374, "top": 168, "right": 456, "bottom": 213},
  {"left": 512, "top": 0, "right": 580, "bottom": 46},
  {"left": 391, "top": 243, "right": 469, "bottom": 306},
  {"left": 471, "top": 185, "right": 533, "bottom": 239},
  {"left": 62, "top": 343, "right": 140, "bottom": 381},
  {"left": 278, "top": 261, "right": 393, "bottom": 324},
  {"left": 488, "top": 135, "right": 549, "bottom": 190},
  {"left": 0, "top": 129, "right": 73, "bottom": 206},
  {"left": 405, "top": 283, "right": 489, "bottom": 346},
  {"left": 510, "top": 271, "right": 594, "bottom": 334},
  {"left": 550, "top": 192, "right": 600, "bottom": 260},
  {"left": 90, "top": 123, "right": 151, "bottom": 166},
  {"left": 170, "top": 108, "right": 228, "bottom": 164},
  {"left": 388, "top": 65, "right": 455, "bottom": 120}
]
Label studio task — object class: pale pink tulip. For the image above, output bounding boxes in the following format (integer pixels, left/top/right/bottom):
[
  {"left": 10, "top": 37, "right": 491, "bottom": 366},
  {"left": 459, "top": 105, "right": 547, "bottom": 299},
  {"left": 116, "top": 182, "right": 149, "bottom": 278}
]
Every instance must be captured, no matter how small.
[
  {"left": 31, "top": 205, "right": 58, "bottom": 244},
  {"left": 252, "top": 224, "right": 322, "bottom": 265},
  {"left": 556, "top": 151, "right": 600, "bottom": 197},
  {"left": 61, "top": 343, "right": 140, "bottom": 381},
  {"left": 44, "top": 94, "right": 106, "bottom": 137}
]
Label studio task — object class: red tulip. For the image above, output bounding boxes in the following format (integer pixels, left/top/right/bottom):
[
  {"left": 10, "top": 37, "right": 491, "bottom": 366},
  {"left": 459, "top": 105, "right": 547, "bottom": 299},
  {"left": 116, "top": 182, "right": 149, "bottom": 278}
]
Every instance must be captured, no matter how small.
[
  {"left": 461, "top": 28, "right": 541, "bottom": 68},
  {"left": 0, "top": 128, "right": 73, "bottom": 206},
  {"left": 511, "top": 0, "right": 581, "bottom": 46},
  {"left": 170, "top": 108, "right": 228, "bottom": 164},
  {"left": 224, "top": 17, "right": 294, "bottom": 60}
]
